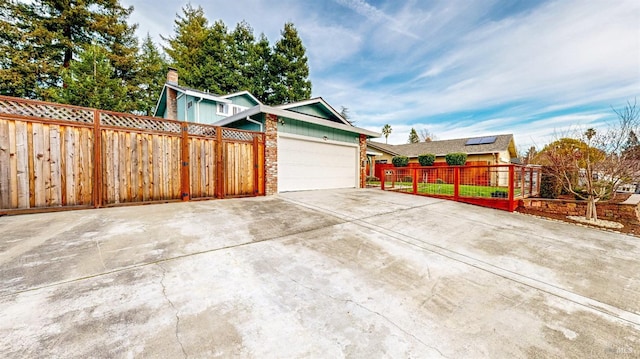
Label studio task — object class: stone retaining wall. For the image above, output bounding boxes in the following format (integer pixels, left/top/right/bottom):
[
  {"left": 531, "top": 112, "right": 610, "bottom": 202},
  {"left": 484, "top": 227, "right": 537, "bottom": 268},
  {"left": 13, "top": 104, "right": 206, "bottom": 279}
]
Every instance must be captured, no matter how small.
[{"left": 519, "top": 198, "right": 640, "bottom": 224}]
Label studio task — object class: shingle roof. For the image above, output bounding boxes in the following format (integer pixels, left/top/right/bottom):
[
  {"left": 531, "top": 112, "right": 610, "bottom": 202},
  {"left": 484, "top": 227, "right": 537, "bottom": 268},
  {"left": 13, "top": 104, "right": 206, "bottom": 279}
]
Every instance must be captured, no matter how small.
[{"left": 369, "top": 134, "right": 515, "bottom": 158}]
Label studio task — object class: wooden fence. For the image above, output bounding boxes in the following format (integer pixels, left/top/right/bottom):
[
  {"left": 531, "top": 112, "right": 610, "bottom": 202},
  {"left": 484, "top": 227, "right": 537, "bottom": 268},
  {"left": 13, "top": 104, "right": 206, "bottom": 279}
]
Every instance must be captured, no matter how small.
[{"left": 0, "top": 96, "right": 264, "bottom": 215}]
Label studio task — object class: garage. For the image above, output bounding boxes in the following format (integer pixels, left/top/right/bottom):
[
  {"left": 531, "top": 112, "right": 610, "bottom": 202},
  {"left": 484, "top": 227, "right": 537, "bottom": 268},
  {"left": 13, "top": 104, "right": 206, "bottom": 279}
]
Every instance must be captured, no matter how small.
[{"left": 278, "top": 133, "right": 359, "bottom": 192}]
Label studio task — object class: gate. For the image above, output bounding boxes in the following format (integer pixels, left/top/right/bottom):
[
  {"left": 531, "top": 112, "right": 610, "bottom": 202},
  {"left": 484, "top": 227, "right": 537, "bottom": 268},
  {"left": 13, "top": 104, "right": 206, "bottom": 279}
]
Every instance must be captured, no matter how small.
[{"left": 0, "top": 96, "right": 265, "bottom": 215}]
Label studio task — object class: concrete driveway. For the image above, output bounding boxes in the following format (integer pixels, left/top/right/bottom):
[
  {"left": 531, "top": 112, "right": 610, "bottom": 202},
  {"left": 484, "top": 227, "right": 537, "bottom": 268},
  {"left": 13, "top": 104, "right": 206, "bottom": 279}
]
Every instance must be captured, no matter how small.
[{"left": 1, "top": 189, "right": 638, "bottom": 358}]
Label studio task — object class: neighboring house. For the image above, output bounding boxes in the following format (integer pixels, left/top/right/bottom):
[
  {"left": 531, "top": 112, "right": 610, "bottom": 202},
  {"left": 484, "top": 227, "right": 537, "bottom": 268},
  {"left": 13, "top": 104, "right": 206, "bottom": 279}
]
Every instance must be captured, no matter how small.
[
  {"left": 367, "top": 134, "right": 518, "bottom": 180},
  {"left": 155, "top": 68, "right": 379, "bottom": 193}
]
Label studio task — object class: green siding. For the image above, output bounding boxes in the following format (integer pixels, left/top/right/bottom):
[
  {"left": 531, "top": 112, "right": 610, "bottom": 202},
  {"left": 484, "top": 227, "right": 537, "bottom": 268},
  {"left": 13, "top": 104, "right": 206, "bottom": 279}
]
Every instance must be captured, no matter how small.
[
  {"left": 177, "top": 95, "right": 186, "bottom": 121},
  {"left": 224, "top": 114, "right": 265, "bottom": 132},
  {"left": 288, "top": 104, "right": 333, "bottom": 119},
  {"left": 228, "top": 93, "right": 258, "bottom": 107},
  {"left": 278, "top": 117, "right": 358, "bottom": 144}
]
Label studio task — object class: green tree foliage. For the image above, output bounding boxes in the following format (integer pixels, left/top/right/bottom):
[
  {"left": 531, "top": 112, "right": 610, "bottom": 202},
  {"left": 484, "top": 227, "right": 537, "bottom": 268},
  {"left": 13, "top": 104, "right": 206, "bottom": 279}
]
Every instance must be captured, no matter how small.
[
  {"left": 162, "top": 4, "right": 210, "bottom": 90},
  {"left": 392, "top": 156, "right": 409, "bottom": 167},
  {"left": 269, "top": 22, "right": 312, "bottom": 104},
  {"left": 408, "top": 128, "right": 420, "bottom": 143},
  {"left": 1, "top": 0, "right": 139, "bottom": 103},
  {"left": 445, "top": 153, "right": 467, "bottom": 165},
  {"left": 136, "top": 35, "right": 168, "bottom": 116},
  {"left": 382, "top": 124, "right": 392, "bottom": 144},
  {"left": 418, "top": 154, "right": 436, "bottom": 166},
  {"left": 54, "top": 45, "right": 126, "bottom": 111},
  {"left": 163, "top": 7, "right": 311, "bottom": 105}
]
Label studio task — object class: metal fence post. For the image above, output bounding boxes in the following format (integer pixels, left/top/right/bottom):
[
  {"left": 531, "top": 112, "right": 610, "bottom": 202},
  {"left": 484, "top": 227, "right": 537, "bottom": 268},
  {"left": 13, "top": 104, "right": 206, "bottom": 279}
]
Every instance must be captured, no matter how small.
[
  {"left": 454, "top": 167, "right": 460, "bottom": 201},
  {"left": 413, "top": 168, "right": 418, "bottom": 194}
]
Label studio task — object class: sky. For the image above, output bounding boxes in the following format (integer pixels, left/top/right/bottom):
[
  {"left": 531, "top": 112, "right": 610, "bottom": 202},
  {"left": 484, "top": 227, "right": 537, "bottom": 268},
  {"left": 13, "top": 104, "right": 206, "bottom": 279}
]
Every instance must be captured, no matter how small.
[{"left": 122, "top": 0, "right": 640, "bottom": 151}]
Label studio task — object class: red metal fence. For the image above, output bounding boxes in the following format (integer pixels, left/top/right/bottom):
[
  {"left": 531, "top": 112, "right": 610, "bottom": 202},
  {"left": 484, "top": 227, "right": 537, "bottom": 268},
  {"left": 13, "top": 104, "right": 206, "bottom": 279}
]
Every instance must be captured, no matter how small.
[{"left": 375, "top": 164, "right": 541, "bottom": 212}]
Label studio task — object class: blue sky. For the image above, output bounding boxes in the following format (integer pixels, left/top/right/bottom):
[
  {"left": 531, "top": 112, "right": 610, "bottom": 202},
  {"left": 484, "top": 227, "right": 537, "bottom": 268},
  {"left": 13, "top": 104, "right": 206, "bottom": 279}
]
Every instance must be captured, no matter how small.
[{"left": 123, "top": 0, "right": 640, "bottom": 150}]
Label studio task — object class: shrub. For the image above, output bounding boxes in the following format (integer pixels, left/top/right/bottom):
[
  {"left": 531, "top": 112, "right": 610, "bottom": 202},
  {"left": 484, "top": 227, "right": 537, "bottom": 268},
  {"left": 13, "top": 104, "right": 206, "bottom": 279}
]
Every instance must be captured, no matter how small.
[
  {"left": 539, "top": 172, "right": 561, "bottom": 199},
  {"left": 392, "top": 156, "right": 409, "bottom": 167},
  {"left": 445, "top": 152, "right": 467, "bottom": 166},
  {"left": 418, "top": 153, "right": 436, "bottom": 166}
]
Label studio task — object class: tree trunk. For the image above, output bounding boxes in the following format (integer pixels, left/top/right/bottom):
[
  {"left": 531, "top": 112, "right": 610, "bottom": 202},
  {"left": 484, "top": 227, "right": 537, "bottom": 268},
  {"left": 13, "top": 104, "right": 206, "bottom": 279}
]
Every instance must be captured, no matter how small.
[{"left": 585, "top": 195, "right": 598, "bottom": 221}]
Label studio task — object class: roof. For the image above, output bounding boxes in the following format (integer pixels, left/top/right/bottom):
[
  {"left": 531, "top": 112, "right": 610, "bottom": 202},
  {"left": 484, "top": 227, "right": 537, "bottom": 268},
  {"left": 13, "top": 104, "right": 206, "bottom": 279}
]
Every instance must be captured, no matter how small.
[
  {"left": 213, "top": 104, "right": 380, "bottom": 138},
  {"left": 368, "top": 134, "right": 516, "bottom": 158},
  {"left": 154, "top": 83, "right": 231, "bottom": 117},
  {"left": 221, "top": 91, "right": 262, "bottom": 106},
  {"left": 276, "top": 97, "right": 350, "bottom": 126}
]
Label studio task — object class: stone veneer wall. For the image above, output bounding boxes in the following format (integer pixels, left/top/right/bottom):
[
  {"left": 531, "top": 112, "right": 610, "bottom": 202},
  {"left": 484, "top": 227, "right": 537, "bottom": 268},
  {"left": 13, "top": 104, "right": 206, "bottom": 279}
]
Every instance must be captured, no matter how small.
[
  {"left": 265, "top": 114, "right": 278, "bottom": 195},
  {"left": 519, "top": 198, "right": 640, "bottom": 224}
]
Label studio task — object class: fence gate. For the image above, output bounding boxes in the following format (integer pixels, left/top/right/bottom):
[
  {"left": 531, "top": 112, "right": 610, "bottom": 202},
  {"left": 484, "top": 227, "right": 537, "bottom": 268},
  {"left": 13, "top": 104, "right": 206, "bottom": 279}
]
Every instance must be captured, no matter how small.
[{"left": 0, "top": 96, "right": 265, "bottom": 215}]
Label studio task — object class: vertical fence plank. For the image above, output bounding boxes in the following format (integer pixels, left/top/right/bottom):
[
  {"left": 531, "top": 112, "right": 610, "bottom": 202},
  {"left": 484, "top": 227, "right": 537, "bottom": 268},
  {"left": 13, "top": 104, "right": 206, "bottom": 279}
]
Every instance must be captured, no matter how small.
[
  {"left": 8, "top": 121, "right": 18, "bottom": 208},
  {"left": 49, "top": 125, "right": 61, "bottom": 206},
  {"left": 0, "top": 119, "right": 10, "bottom": 208},
  {"left": 15, "top": 121, "right": 28, "bottom": 208},
  {"left": 65, "top": 128, "right": 76, "bottom": 205}
]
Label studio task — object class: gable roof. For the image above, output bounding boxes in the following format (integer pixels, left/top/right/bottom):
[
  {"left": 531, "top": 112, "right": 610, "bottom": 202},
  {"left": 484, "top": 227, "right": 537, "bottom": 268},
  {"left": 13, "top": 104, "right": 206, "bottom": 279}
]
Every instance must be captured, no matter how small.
[
  {"left": 276, "top": 97, "right": 350, "bottom": 126},
  {"left": 221, "top": 91, "right": 262, "bottom": 106},
  {"left": 154, "top": 83, "right": 231, "bottom": 117},
  {"left": 369, "top": 134, "right": 516, "bottom": 158},
  {"left": 213, "top": 104, "right": 379, "bottom": 138}
]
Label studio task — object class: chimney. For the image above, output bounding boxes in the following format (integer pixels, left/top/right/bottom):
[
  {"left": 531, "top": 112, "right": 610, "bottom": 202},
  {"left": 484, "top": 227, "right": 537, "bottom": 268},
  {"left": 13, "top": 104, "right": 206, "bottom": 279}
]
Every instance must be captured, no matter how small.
[
  {"left": 167, "top": 67, "right": 178, "bottom": 85},
  {"left": 166, "top": 68, "right": 178, "bottom": 120}
]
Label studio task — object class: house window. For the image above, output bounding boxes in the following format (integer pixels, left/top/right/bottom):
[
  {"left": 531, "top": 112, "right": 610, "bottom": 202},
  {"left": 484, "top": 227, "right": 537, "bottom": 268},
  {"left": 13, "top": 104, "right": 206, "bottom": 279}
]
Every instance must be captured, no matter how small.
[
  {"left": 217, "top": 103, "right": 226, "bottom": 114},
  {"left": 187, "top": 101, "right": 193, "bottom": 109}
]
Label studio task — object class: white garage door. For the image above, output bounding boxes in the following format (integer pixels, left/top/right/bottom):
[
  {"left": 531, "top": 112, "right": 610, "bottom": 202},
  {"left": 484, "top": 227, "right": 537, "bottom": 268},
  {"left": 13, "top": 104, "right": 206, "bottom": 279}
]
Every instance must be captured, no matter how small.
[{"left": 278, "top": 134, "right": 359, "bottom": 192}]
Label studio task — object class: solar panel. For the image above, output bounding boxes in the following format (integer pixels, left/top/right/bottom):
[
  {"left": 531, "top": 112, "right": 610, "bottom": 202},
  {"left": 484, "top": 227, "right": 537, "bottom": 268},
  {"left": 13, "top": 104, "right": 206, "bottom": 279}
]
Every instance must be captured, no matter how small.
[
  {"left": 479, "top": 136, "right": 497, "bottom": 144},
  {"left": 465, "top": 138, "right": 483, "bottom": 145}
]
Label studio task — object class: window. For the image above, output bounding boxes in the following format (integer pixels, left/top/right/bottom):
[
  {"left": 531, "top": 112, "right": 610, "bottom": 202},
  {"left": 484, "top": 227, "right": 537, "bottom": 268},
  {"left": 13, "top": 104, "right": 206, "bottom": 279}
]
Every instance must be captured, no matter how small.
[
  {"left": 187, "top": 101, "right": 193, "bottom": 109},
  {"left": 217, "top": 103, "right": 226, "bottom": 114}
]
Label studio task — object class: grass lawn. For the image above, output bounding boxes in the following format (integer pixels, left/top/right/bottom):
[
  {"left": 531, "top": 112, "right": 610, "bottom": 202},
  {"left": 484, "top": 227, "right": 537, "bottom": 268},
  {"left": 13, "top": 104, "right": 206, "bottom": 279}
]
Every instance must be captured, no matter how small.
[{"left": 368, "top": 181, "right": 520, "bottom": 198}]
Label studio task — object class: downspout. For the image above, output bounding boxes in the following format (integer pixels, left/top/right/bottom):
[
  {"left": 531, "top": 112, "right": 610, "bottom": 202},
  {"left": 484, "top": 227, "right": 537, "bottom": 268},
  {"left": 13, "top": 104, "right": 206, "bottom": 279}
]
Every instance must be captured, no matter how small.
[
  {"left": 246, "top": 116, "right": 263, "bottom": 132},
  {"left": 196, "top": 97, "right": 204, "bottom": 123}
]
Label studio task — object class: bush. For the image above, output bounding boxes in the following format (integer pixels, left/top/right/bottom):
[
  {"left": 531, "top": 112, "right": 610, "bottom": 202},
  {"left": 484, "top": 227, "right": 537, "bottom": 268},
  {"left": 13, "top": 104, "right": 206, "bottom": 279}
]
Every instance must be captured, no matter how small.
[
  {"left": 445, "top": 152, "right": 467, "bottom": 166},
  {"left": 539, "top": 171, "right": 561, "bottom": 199},
  {"left": 392, "top": 156, "right": 409, "bottom": 167},
  {"left": 418, "top": 153, "right": 436, "bottom": 166}
]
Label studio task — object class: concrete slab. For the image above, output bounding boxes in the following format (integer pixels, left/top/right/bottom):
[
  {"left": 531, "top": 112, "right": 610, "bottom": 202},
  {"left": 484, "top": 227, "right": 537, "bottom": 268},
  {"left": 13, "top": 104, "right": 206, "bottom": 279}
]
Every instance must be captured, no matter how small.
[{"left": 1, "top": 189, "right": 638, "bottom": 358}]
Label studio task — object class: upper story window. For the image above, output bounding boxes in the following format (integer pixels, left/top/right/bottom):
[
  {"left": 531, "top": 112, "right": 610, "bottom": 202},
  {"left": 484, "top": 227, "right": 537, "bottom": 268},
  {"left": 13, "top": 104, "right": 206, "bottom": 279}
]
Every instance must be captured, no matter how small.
[{"left": 217, "top": 103, "right": 227, "bottom": 114}]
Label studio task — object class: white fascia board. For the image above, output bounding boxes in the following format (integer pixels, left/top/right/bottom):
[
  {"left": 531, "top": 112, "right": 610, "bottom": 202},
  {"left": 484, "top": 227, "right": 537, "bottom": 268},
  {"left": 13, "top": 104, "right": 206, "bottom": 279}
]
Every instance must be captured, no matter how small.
[
  {"left": 276, "top": 97, "right": 351, "bottom": 126},
  {"left": 267, "top": 105, "right": 379, "bottom": 137},
  {"left": 221, "top": 91, "right": 262, "bottom": 105},
  {"left": 164, "top": 83, "right": 232, "bottom": 104},
  {"left": 213, "top": 104, "right": 380, "bottom": 138}
]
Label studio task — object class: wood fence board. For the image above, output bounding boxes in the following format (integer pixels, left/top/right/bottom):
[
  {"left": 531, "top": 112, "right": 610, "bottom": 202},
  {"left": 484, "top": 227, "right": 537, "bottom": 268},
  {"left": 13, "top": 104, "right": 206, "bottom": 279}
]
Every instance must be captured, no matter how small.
[
  {"left": 0, "top": 120, "right": 10, "bottom": 208},
  {"left": 0, "top": 97, "right": 265, "bottom": 213},
  {"left": 15, "top": 121, "right": 28, "bottom": 208},
  {"left": 8, "top": 121, "right": 18, "bottom": 208},
  {"left": 49, "top": 125, "right": 61, "bottom": 206}
]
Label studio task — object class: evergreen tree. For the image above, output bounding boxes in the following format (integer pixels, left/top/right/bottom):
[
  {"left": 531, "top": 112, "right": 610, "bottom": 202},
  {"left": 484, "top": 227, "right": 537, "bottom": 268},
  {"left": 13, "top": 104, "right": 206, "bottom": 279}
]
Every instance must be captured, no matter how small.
[
  {"left": 200, "top": 20, "right": 234, "bottom": 94},
  {"left": 55, "top": 45, "right": 126, "bottom": 111},
  {"left": 3, "top": 0, "right": 138, "bottom": 102},
  {"left": 250, "top": 34, "right": 273, "bottom": 103},
  {"left": 269, "top": 22, "right": 311, "bottom": 104},
  {"left": 408, "top": 128, "right": 420, "bottom": 143},
  {"left": 136, "top": 35, "right": 168, "bottom": 116},
  {"left": 163, "top": 4, "right": 210, "bottom": 89},
  {"left": 228, "top": 21, "right": 256, "bottom": 93}
]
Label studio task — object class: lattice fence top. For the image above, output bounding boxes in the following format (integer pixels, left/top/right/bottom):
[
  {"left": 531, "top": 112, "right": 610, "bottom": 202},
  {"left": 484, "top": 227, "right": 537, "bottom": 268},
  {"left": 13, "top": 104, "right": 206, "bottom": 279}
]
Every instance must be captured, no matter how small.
[
  {"left": 187, "top": 123, "right": 217, "bottom": 136},
  {"left": 100, "top": 112, "right": 182, "bottom": 134},
  {"left": 222, "top": 128, "right": 257, "bottom": 142},
  {"left": 0, "top": 98, "right": 94, "bottom": 123}
]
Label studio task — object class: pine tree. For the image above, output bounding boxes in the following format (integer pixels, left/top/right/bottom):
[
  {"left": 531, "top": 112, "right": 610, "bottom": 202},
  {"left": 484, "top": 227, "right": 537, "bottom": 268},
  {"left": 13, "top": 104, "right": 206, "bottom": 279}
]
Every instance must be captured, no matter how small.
[
  {"left": 228, "top": 21, "right": 256, "bottom": 93},
  {"left": 250, "top": 34, "right": 273, "bottom": 103},
  {"left": 3, "top": 0, "right": 138, "bottom": 103},
  {"left": 408, "top": 128, "right": 420, "bottom": 143},
  {"left": 136, "top": 35, "right": 168, "bottom": 116},
  {"left": 200, "top": 20, "right": 234, "bottom": 94},
  {"left": 269, "top": 22, "right": 311, "bottom": 104},
  {"left": 163, "top": 4, "right": 210, "bottom": 89},
  {"left": 55, "top": 45, "right": 126, "bottom": 111}
]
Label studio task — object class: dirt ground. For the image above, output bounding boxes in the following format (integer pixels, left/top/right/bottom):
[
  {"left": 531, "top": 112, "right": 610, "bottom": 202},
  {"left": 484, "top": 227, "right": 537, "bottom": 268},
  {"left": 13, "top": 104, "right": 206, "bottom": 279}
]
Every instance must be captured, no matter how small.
[{"left": 517, "top": 193, "right": 640, "bottom": 237}]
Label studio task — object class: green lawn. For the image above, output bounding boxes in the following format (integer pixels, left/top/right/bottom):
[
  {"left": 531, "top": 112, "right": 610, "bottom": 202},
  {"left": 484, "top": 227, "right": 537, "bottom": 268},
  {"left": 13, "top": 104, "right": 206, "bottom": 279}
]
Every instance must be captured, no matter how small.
[{"left": 367, "top": 181, "right": 520, "bottom": 198}]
